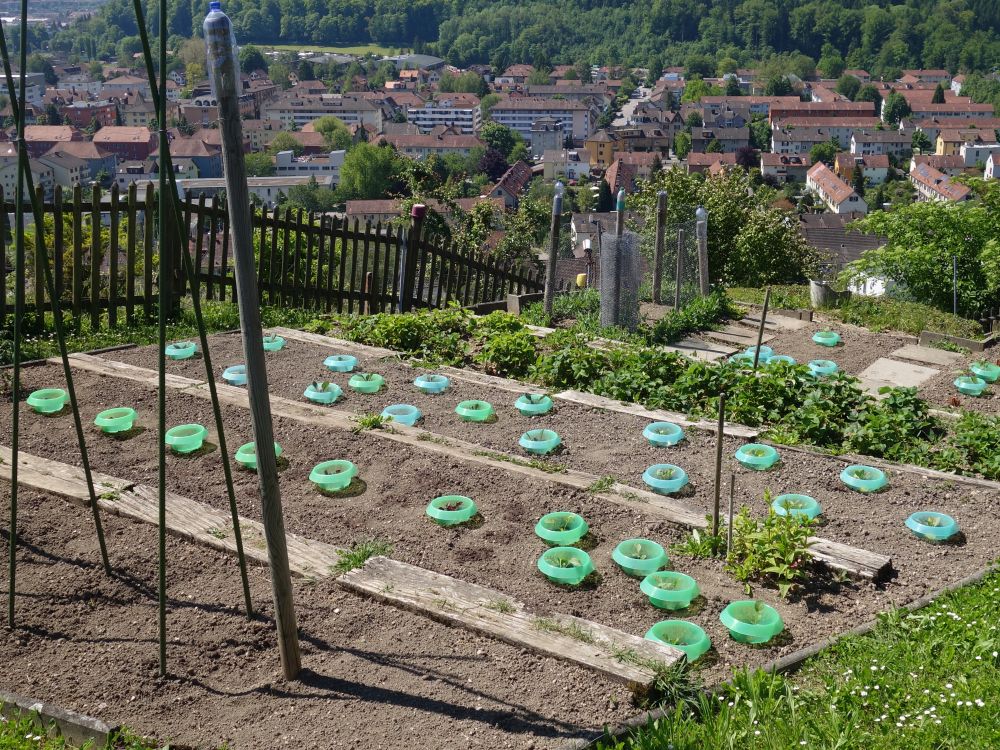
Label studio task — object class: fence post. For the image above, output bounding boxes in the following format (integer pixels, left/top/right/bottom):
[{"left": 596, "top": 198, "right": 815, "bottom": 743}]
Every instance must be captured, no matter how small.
[
  {"left": 652, "top": 190, "right": 667, "bottom": 305},
  {"left": 696, "top": 205, "right": 709, "bottom": 295},
  {"left": 543, "top": 181, "right": 563, "bottom": 317},
  {"left": 674, "top": 229, "right": 684, "bottom": 311},
  {"left": 398, "top": 203, "right": 426, "bottom": 313}
]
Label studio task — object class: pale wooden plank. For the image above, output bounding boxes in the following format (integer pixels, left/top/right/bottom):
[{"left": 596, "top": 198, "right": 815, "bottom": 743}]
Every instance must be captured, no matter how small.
[
  {"left": 60, "top": 353, "right": 203, "bottom": 390},
  {"left": 268, "top": 326, "right": 398, "bottom": 358},
  {"left": 809, "top": 537, "right": 891, "bottom": 580},
  {"left": 65, "top": 355, "right": 888, "bottom": 578},
  {"left": 0, "top": 445, "right": 130, "bottom": 501},
  {"left": 554, "top": 389, "right": 759, "bottom": 439},
  {"left": 338, "top": 556, "right": 682, "bottom": 688}
]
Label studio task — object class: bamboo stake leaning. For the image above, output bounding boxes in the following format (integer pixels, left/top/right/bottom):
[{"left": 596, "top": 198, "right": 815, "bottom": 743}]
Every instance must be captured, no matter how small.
[
  {"left": 752, "top": 287, "right": 772, "bottom": 371},
  {"left": 0, "top": 10, "right": 112, "bottom": 630},
  {"left": 712, "top": 394, "right": 727, "bottom": 539},
  {"left": 128, "top": 0, "right": 253, "bottom": 621},
  {"left": 156, "top": 0, "right": 169, "bottom": 677}
]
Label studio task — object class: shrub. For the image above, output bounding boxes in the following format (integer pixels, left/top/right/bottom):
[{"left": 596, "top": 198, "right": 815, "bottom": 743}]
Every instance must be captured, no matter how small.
[{"left": 726, "top": 505, "right": 815, "bottom": 599}]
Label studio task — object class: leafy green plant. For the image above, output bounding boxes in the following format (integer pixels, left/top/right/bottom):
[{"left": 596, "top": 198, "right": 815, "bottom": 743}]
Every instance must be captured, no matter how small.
[
  {"left": 546, "top": 551, "right": 584, "bottom": 568},
  {"left": 475, "top": 330, "right": 538, "bottom": 377},
  {"left": 671, "top": 525, "right": 726, "bottom": 558},
  {"left": 726, "top": 503, "right": 815, "bottom": 599},
  {"left": 352, "top": 413, "right": 389, "bottom": 432},
  {"left": 311, "top": 380, "right": 334, "bottom": 392},
  {"left": 929, "top": 339, "right": 971, "bottom": 354}
]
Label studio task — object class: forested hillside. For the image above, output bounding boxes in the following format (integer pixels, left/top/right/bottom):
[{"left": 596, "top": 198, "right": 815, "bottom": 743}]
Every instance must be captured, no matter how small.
[{"left": 53, "top": 0, "right": 1000, "bottom": 77}]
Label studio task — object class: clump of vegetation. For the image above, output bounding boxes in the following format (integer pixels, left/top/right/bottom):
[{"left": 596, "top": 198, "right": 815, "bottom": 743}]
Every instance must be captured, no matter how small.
[
  {"left": 333, "top": 538, "right": 393, "bottom": 573},
  {"left": 726, "top": 504, "right": 815, "bottom": 599},
  {"left": 671, "top": 525, "right": 726, "bottom": 559},
  {"left": 476, "top": 330, "right": 538, "bottom": 377},
  {"left": 352, "top": 413, "right": 389, "bottom": 432}
]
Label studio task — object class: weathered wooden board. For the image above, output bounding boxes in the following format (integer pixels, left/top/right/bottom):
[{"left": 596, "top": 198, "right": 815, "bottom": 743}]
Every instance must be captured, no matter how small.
[
  {"left": 57, "top": 353, "right": 202, "bottom": 390},
  {"left": 268, "top": 326, "right": 398, "bottom": 358},
  {"left": 338, "top": 556, "right": 682, "bottom": 688},
  {"left": 0, "top": 444, "right": 130, "bottom": 502},
  {"left": 554, "top": 389, "right": 759, "bottom": 439},
  {"left": 809, "top": 537, "right": 891, "bottom": 580}
]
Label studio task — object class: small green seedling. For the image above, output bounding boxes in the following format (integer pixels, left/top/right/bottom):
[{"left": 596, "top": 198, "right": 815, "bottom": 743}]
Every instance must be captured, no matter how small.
[
  {"left": 653, "top": 467, "right": 676, "bottom": 480},
  {"left": 548, "top": 553, "right": 583, "bottom": 569},
  {"left": 353, "top": 413, "right": 390, "bottom": 432},
  {"left": 311, "top": 380, "right": 334, "bottom": 392},
  {"left": 544, "top": 514, "right": 577, "bottom": 533}
]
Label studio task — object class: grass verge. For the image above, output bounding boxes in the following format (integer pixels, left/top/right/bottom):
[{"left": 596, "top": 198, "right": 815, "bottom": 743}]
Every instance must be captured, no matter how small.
[
  {"left": 0, "top": 714, "right": 157, "bottom": 748},
  {"left": 598, "top": 570, "right": 1000, "bottom": 749}
]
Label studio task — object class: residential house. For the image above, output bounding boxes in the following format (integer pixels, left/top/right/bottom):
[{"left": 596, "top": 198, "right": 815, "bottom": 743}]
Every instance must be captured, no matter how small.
[
  {"left": 486, "top": 161, "right": 533, "bottom": 209},
  {"left": 495, "top": 65, "right": 535, "bottom": 85},
  {"left": 584, "top": 129, "right": 618, "bottom": 168},
  {"left": 530, "top": 117, "right": 565, "bottom": 159},
  {"left": 273, "top": 149, "right": 345, "bottom": 185},
  {"left": 45, "top": 141, "right": 117, "bottom": 182},
  {"left": 850, "top": 130, "right": 910, "bottom": 158},
  {"left": 909, "top": 162, "right": 972, "bottom": 201},
  {"left": 36, "top": 150, "right": 89, "bottom": 189},
  {"left": 772, "top": 127, "right": 836, "bottom": 154},
  {"left": 759, "top": 153, "right": 812, "bottom": 183},
  {"left": 116, "top": 158, "right": 199, "bottom": 191},
  {"left": 101, "top": 75, "right": 151, "bottom": 99},
  {"left": 604, "top": 158, "right": 638, "bottom": 194},
  {"left": 407, "top": 94, "right": 482, "bottom": 134},
  {"left": 22, "top": 125, "right": 81, "bottom": 157},
  {"left": 118, "top": 93, "right": 156, "bottom": 127},
  {"left": 523, "top": 84, "right": 613, "bottom": 108},
  {"left": 541, "top": 149, "right": 591, "bottom": 181},
  {"left": 0, "top": 158, "right": 53, "bottom": 200},
  {"left": 959, "top": 141, "right": 1000, "bottom": 167},
  {"left": 698, "top": 96, "right": 799, "bottom": 123},
  {"left": 344, "top": 197, "right": 504, "bottom": 226},
  {"left": 900, "top": 69, "right": 952, "bottom": 84},
  {"left": 770, "top": 117, "right": 881, "bottom": 147},
  {"left": 686, "top": 152, "right": 737, "bottom": 175},
  {"left": 910, "top": 154, "right": 966, "bottom": 176},
  {"left": 913, "top": 117, "right": 1000, "bottom": 144},
  {"left": 92, "top": 126, "right": 156, "bottom": 161},
  {"left": 798, "top": 213, "right": 885, "bottom": 287},
  {"left": 9, "top": 73, "right": 44, "bottom": 106},
  {"left": 806, "top": 162, "right": 868, "bottom": 214},
  {"left": 986, "top": 153, "right": 998, "bottom": 180},
  {"left": 907, "top": 102, "right": 994, "bottom": 121},
  {"left": 151, "top": 136, "right": 222, "bottom": 178},
  {"left": 488, "top": 98, "right": 595, "bottom": 140},
  {"left": 262, "top": 94, "right": 385, "bottom": 131},
  {"left": 689, "top": 127, "right": 749, "bottom": 154},
  {"left": 380, "top": 129, "right": 483, "bottom": 160},
  {"left": 951, "top": 75, "right": 966, "bottom": 96},
  {"left": 59, "top": 100, "right": 117, "bottom": 128},
  {"left": 936, "top": 128, "right": 992, "bottom": 156},
  {"left": 844, "top": 70, "right": 871, "bottom": 84},
  {"left": 241, "top": 119, "right": 284, "bottom": 152},
  {"left": 608, "top": 123, "right": 678, "bottom": 155},
  {"left": 768, "top": 101, "right": 876, "bottom": 124},
  {"left": 834, "top": 153, "right": 889, "bottom": 186}
]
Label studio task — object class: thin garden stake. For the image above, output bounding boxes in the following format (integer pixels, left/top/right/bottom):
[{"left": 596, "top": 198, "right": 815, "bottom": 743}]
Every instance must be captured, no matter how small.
[
  {"left": 206, "top": 2, "right": 301, "bottom": 679},
  {"left": 652, "top": 191, "right": 666, "bottom": 305},
  {"left": 3, "top": 0, "right": 112, "bottom": 627},
  {"left": 674, "top": 229, "right": 685, "bottom": 311},
  {"left": 156, "top": 0, "right": 169, "bottom": 677},
  {"left": 712, "top": 393, "right": 726, "bottom": 539},
  {"left": 128, "top": 0, "right": 253, "bottom": 619},
  {"left": 752, "top": 287, "right": 771, "bottom": 370},
  {"left": 727, "top": 471, "right": 735, "bottom": 553},
  {"left": 543, "top": 181, "right": 563, "bottom": 317}
]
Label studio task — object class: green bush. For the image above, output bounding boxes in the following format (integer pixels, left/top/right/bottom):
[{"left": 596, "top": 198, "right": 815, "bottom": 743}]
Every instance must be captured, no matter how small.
[
  {"left": 726, "top": 505, "right": 815, "bottom": 599},
  {"left": 476, "top": 330, "right": 538, "bottom": 377}
]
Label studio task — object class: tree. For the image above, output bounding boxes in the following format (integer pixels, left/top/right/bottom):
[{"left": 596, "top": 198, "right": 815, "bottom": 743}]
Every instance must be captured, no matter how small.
[
  {"left": 479, "top": 93, "right": 501, "bottom": 121},
  {"left": 749, "top": 116, "right": 772, "bottom": 152},
  {"left": 479, "top": 121, "right": 520, "bottom": 161},
  {"left": 835, "top": 75, "right": 861, "bottom": 101},
  {"left": 673, "top": 132, "right": 692, "bottom": 159},
  {"left": 871, "top": 183, "right": 886, "bottom": 212},
  {"left": 912, "top": 130, "right": 932, "bottom": 153},
  {"left": 312, "top": 115, "right": 353, "bottom": 151},
  {"left": 281, "top": 176, "right": 339, "bottom": 213},
  {"left": 845, "top": 199, "right": 999, "bottom": 315},
  {"left": 724, "top": 76, "right": 742, "bottom": 96},
  {"left": 239, "top": 45, "right": 268, "bottom": 74},
  {"left": 267, "top": 131, "right": 304, "bottom": 156},
  {"left": 44, "top": 103, "right": 62, "bottom": 126},
  {"left": 27, "top": 53, "right": 57, "bottom": 85},
  {"left": 245, "top": 152, "right": 276, "bottom": 177},
  {"left": 527, "top": 68, "right": 551, "bottom": 85},
  {"left": 596, "top": 179, "right": 613, "bottom": 212},
  {"left": 705, "top": 138, "right": 723, "bottom": 153},
  {"left": 87, "top": 60, "right": 104, "bottom": 82},
  {"left": 810, "top": 138, "right": 840, "bottom": 166},
  {"left": 477, "top": 147, "right": 509, "bottom": 181},
  {"left": 438, "top": 71, "right": 488, "bottom": 96},
  {"left": 764, "top": 76, "right": 793, "bottom": 97},
  {"left": 855, "top": 84, "right": 882, "bottom": 111},
  {"left": 685, "top": 111, "right": 703, "bottom": 128},
  {"left": 817, "top": 44, "right": 845, "bottom": 79},
  {"left": 932, "top": 83, "right": 946, "bottom": 104},
  {"left": 851, "top": 166, "right": 866, "bottom": 198},
  {"left": 735, "top": 146, "right": 757, "bottom": 170},
  {"left": 882, "top": 91, "right": 912, "bottom": 125},
  {"left": 338, "top": 142, "right": 403, "bottom": 200}
]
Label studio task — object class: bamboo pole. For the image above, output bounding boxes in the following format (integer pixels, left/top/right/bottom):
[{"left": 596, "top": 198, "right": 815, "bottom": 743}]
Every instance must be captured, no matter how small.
[
  {"left": 651, "top": 191, "right": 666, "bottom": 305},
  {"left": 752, "top": 287, "right": 771, "bottom": 371},
  {"left": 712, "top": 394, "right": 726, "bottom": 539},
  {"left": 543, "top": 182, "right": 563, "bottom": 317},
  {"left": 156, "top": 0, "right": 169, "bottom": 678}
]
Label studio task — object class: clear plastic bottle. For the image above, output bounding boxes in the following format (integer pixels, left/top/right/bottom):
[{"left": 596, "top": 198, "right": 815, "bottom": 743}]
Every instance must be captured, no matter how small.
[{"left": 203, "top": 1, "right": 240, "bottom": 100}]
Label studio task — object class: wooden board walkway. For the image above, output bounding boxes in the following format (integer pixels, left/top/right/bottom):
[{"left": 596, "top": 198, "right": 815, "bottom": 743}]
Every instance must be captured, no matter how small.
[
  {"left": 702, "top": 323, "right": 776, "bottom": 348},
  {"left": 2, "top": 447, "right": 680, "bottom": 688},
  {"left": 0, "top": 446, "right": 344, "bottom": 577},
  {"left": 339, "top": 556, "right": 682, "bottom": 688},
  {"left": 57, "top": 354, "right": 891, "bottom": 579}
]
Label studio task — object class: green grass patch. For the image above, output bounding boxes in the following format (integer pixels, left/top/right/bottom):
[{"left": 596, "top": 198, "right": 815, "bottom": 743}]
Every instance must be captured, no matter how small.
[
  {"left": 0, "top": 714, "right": 157, "bottom": 748},
  {"left": 332, "top": 538, "right": 393, "bottom": 573},
  {"left": 599, "top": 570, "right": 1000, "bottom": 748},
  {"left": 262, "top": 42, "right": 397, "bottom": 56},
  {"left": 726, "top": 285, "right": 812, "bottom": 310}
]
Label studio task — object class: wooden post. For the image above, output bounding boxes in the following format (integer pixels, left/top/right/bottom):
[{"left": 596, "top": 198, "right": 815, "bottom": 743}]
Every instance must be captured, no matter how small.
[
  {"left": 652, "top": 191, "right": 666, "bottom": 305},
  {"left": 206, "top": 5, "right": 301, "bottom": 680},
  {"left": 695, "top": 206, "right": 709, "bottom": 296},
  {"left": 752, "top": 287, "right": 771, "bottom": 370},
  {"left": 364, "top": 270, "right": 373, "bottom": 314},
  {"left": 727, "top": 471, "right": 735, "bottom": 553},
  {"left": 399, "top": 204, "right": 425, "bottom": 313},
  {"left": 543, "top": 182, "right": 563, "bottom": 317},
  {"left": 673, "top": 228, "right": 684, "bottom": 311},
  {"left": 712, "top": 393, "right": 726, "bottom": 539}
]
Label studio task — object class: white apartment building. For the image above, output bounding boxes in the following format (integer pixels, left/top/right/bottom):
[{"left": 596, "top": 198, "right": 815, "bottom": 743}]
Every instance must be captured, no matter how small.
[
  {"left": 274, "top": 149, "right": 346, "bottom": 184},
  {"left": 263, "top": 94, "right": 384, "bottom": 131},
  {"left": 959, "top": 141, "right": 1000, "bottom": 167},
  {"left": 488, "top": 98, "right": 595, "bottom": 140},
  {"left": 407, "top": 96, "right": 482, "bottom": 134}
]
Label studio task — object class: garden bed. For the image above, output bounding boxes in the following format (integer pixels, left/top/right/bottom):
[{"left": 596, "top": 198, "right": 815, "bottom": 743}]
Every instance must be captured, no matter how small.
[
  {"left": 5, "top": 335, "right": 1000, "bottom": 746},
  {"left": 917, "top": 350, "right": 1000, "bottom": 416}
]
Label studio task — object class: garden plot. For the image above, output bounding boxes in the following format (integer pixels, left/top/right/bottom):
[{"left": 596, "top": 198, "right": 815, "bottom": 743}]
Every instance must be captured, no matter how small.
[
  {"left": 0, "top": 490, "right": 636, "bottom": 750},
  {"left": 916, "top": 350, "right": 1000, "bottom": 415}
]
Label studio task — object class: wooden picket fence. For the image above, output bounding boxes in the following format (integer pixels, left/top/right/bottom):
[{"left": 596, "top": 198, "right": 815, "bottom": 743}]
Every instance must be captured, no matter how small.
[{"left": 1, "top": 185, "right": 546, "bottom": 329}]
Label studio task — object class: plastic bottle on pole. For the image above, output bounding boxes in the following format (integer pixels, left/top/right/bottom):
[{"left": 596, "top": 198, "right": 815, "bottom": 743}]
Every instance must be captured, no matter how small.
[{"left": 204, "top": 1, "right": 240, "bottom": 100}]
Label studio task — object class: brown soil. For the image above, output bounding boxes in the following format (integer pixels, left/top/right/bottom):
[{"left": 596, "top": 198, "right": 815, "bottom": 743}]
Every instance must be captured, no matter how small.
[
  {"left": 0, "top": 490, "right": 635, "bottom": 749},
  {"left": 916, "top": 350, "right": 1000, "bottom": 415},
  {"left": 5, "top": 335, "right": 999, "bottom": 748},
  {"left": 760, "top": 320, "right": 913, "bottom": 376}
]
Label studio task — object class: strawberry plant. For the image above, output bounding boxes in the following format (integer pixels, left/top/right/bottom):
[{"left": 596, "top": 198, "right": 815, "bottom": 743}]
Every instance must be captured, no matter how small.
[{"left": 476, "top": 330, "right": 538, "bottom": 377}]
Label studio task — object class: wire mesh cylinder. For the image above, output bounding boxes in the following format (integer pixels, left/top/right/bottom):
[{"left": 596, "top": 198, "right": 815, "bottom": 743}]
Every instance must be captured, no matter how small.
[{"left": 599, "top": 231, "right": 641, "bottom": 330}]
